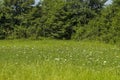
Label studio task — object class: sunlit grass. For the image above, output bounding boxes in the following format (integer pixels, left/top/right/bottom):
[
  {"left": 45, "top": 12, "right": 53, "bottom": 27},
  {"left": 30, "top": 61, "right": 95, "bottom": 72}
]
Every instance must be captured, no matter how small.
[{"left": 0, "top": 40, "right": 120, "bottom": 80}]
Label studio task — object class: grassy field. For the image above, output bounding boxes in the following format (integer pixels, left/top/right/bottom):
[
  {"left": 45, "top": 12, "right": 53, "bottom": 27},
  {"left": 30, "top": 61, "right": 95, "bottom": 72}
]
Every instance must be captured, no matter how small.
[{"left": 0, "top": 40, "right": 120, "bottom": 80}]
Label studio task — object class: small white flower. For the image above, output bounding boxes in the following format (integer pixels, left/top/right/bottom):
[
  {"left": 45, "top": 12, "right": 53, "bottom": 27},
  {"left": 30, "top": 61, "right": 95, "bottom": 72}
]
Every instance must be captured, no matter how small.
[
  {"left": 55, "top": 58, "right": 60, "bottom": 61},
  {"left": 103, "top": 61, "right": 107, "bottom": 65},
  {"left": 64, "top": 59, "right": 67, "bottom": 62}
]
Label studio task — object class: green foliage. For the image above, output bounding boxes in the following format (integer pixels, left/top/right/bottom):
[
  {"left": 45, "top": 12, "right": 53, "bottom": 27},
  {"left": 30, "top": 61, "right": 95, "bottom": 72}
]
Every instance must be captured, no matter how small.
[
  {"left": 39, "top": 0, "right": 65, "bottom": 38},
  {"left": 0, "top": 5, "right": 13, "bottom": 39},
  {"left": 0, "top": 0, "right": 120, "bottom": 43},
  {"left": 73, "top": 0, "right": 120, "bottom": 43},
  {"left": 87, "top": 0, "right": 107, "bottom": 13},
  {"left": 42, "top": 0, "right": 97, "bottom": 39}
]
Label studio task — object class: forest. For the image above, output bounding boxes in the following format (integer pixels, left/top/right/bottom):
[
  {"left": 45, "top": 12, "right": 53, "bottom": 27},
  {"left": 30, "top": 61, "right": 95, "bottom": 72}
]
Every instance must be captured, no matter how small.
[{"left": 0, "top": 0, "right": 120, "bottom": 43}]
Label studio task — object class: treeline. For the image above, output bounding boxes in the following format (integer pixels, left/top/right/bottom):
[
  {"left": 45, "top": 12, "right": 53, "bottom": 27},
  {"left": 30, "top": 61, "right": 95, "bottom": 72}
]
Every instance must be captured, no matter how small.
[{"left": 0, "top": 0, "right": 120, "bottom": 43}]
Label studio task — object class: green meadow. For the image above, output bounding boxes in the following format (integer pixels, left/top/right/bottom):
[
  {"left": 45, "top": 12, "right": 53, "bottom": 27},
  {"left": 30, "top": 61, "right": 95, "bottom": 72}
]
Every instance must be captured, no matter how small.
[{"left": 0, "top": 40, "right": 120, "bottom": 80}]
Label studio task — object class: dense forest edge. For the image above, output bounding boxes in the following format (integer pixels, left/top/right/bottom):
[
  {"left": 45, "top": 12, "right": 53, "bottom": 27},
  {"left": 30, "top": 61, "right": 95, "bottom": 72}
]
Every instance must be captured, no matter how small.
[{"left": 0, "top": 0, "right": 120, "bottom": 44}]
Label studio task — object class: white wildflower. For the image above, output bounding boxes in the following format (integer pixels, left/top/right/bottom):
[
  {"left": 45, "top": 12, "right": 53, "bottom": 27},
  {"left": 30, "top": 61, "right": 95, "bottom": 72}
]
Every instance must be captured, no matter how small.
[
  {"left": 55, "top": 58, "right": 60, "bottom": 61},
  {"left": 103, "top": 61, "right": 107, "bottom": 65}
]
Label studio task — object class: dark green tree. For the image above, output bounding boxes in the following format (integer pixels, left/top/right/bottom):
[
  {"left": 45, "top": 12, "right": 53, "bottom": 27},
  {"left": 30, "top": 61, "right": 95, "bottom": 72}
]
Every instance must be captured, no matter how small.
[
  {"left": 1, "top": 0, "right": 42, "bottom": 39},
  {"left": 77, "top": 0, "right": 120, "bottom": 43},
  {"left": 0, "top": 3, "right": 14, "bottom": 39},
  {"left": 87, "top": 0, "right": 107, "bottom": 13},
  {"left": 49, "top": 0, "right": 107, "bottom": 39},
  {"left": 39, "top": 0, "right": 65, "bottom": 38}
]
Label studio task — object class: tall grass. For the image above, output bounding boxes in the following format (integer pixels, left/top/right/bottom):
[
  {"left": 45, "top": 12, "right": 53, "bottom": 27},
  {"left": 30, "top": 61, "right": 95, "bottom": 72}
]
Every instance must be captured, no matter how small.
[{"left": 0, "top": 40, "right": 120, "bottom": 80}]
